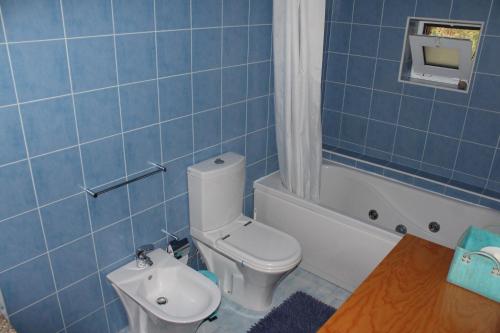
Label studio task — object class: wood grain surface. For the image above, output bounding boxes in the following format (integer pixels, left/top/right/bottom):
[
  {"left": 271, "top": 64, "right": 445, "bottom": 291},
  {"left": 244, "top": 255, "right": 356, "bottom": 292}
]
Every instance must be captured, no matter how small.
[
  {"left": 0, "top": 314, "right": 16, "bottom": 333},
  {"left": 318, "top": 234, "right": 500, "bottom": 333}
]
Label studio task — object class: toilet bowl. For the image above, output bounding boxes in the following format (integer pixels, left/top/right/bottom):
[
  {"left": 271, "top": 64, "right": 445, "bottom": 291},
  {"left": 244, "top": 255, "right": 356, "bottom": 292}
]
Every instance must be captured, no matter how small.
[{"left": 188, "top": 153, "right": 302, "bottom": 311}]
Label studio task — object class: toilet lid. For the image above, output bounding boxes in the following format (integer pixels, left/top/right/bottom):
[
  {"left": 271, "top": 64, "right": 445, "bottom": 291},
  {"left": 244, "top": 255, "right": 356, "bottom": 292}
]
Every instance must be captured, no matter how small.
[{"left": 215, "top": 220, "right": 302, "bottom": 272}]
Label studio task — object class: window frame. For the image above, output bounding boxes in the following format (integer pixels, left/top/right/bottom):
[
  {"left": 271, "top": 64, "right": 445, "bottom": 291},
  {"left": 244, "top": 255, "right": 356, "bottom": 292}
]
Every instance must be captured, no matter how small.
[
  {"left": 408, "top": 34, "right": 472, "bottom": 85},
  {"left": 398, "top": 17, "right": 483, "bottom": 93}
]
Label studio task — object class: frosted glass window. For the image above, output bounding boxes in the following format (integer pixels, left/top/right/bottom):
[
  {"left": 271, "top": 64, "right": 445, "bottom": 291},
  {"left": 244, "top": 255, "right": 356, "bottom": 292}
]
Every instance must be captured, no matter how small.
[{"left": 423, "top": 46, "right": 460, "bottom": 69}]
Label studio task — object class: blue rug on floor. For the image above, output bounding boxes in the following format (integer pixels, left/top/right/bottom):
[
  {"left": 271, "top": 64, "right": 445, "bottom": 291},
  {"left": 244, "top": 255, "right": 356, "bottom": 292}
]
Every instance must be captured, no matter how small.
[{"left": 247, "top": 291, "right": 336, "bottom": 333}]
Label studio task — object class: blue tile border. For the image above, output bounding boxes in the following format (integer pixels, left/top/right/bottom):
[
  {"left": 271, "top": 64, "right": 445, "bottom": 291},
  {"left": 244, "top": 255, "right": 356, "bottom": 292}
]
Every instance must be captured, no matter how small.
[{"left": 323, "top": 144, "right": 500, "bottom": 211}]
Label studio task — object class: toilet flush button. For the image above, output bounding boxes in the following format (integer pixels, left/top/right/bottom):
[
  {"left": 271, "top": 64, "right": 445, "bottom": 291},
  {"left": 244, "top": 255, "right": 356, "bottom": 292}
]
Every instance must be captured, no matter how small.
[{"left": 214, "top": 158, "right": 224, "bottom": 164}]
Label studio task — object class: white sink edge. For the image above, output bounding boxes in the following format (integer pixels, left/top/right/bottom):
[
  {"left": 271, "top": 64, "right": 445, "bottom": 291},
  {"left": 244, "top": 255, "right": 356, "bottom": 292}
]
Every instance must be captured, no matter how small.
[{"left": 107, "top": 249, "right": 221, "bottom": 324}]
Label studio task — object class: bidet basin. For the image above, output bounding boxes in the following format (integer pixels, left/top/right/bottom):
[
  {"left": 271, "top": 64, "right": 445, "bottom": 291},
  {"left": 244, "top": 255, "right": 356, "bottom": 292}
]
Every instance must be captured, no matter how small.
[{"left": 107, "top": 249, "right": 221, "bottom": 333}]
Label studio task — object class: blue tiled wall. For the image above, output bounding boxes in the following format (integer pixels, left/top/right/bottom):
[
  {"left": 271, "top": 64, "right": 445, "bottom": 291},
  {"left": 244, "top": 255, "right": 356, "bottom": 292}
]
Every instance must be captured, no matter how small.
[
  {"left": 322, "top": 0, "right": 500, "bottom": 209},
  {"left": 0, "top": 1, "right": 274, "bottom": 332}
]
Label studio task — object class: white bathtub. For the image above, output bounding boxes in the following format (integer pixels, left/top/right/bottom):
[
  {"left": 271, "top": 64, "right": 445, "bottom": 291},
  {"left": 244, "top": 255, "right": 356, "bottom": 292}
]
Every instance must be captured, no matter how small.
[{"left": 254, "top": 160, "right": 500, "bottom": 292}]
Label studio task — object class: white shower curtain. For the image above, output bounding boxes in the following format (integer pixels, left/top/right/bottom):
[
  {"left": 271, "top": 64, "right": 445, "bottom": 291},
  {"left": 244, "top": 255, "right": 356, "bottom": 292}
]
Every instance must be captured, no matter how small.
[{"left": 273, "top": 0, "right": 325, "bottom": 202}]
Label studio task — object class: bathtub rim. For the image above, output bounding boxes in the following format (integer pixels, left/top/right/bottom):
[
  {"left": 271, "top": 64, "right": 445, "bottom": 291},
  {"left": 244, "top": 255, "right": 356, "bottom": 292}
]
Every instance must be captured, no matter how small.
[
  {"left": 254, "top": 169, "right": 402, "bottom": 244},
  {"left": 323, "top": 148, "right": 500, "bottom": 209},
  {"left": 254, "top": 160, "right": 499, "bottom": 249}
]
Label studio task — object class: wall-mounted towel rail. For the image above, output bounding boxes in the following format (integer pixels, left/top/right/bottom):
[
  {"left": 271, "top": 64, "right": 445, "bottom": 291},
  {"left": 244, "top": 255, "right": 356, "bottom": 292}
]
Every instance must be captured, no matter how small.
[{"left": 83, "top": 162, "right": 166, "bottom": 198}]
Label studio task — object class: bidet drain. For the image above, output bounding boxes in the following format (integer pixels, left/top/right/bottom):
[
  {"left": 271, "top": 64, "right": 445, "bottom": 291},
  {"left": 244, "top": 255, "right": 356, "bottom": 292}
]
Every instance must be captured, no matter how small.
[{"left": 156, "top": 297, "right": 168, "bottom": 305}]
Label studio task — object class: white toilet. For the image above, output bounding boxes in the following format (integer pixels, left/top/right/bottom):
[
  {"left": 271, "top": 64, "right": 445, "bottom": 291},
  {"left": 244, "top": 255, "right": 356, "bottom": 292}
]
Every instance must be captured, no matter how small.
[{"left": 188, "top": 152, "right": 302, "bottom": 311}]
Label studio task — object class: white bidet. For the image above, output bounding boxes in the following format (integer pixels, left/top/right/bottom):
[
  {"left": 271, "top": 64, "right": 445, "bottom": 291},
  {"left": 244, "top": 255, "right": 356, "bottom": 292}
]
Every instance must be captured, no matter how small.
[{"left": 107, "top": 249, "right": 221, "bottom": 333}]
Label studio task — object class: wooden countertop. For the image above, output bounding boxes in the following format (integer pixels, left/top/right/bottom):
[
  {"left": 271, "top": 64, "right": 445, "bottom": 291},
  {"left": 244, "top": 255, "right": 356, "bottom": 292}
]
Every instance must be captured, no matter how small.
[
  {"left": 0, "top": 314, "right": 16, "bottom": 333},
  {"left": 319, "top": 234, "right": 500, "bottom": 333}
]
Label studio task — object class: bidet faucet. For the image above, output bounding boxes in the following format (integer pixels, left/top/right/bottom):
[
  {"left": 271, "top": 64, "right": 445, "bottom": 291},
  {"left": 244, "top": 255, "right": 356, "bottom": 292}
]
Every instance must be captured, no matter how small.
[{"left": 136, "top": 244, "right": 154, "bottom": 268}]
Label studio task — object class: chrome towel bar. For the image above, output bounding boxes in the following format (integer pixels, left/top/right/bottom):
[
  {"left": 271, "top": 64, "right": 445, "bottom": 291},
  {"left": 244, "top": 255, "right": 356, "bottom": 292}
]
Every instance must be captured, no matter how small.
[{"left": 83, "top": 162, "right": 166, "bottom": 198}]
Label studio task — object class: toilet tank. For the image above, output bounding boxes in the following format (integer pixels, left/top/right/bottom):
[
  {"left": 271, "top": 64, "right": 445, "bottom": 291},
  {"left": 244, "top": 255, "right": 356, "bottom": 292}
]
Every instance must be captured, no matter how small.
[{"left": 188, "top": 153, "right": 245, "bottom": 232}]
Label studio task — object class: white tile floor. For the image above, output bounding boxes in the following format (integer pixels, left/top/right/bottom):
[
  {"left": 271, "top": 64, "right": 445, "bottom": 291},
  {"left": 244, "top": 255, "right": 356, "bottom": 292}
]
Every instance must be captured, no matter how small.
[{"left": 197, "top": 267, "right": 351, "bottom": 333}]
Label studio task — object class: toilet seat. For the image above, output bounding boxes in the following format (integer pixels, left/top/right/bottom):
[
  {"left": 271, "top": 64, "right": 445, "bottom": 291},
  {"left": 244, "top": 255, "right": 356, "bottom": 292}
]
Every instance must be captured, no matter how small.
[{"left": 215, "top": 220, "right": 302, "bottom": 273}]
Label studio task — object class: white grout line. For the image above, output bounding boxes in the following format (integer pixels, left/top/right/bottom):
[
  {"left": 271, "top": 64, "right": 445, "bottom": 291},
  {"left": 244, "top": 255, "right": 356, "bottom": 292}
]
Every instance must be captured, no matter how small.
[
  {"left": 0, "top": 193, "right": 187, "bottom": 283},
  {"left": 8, "top": 262, "right": 116, "bottom": 320},
  {"left": 0, "top": 5, "right": 68, "bottom": 331},
  {"left": 324, "top": 107, "right": 482, "bottom": 142},
  {"left": 1, "top": 57, "right": 269, "bottom": 108},
  {"left": 7, "top": 292, "right": 59, "bottom": 319},
  {"left": 324, "top": 135, "right": 497, "bottom": 189},
  {"left": 449, "top": 0, "right": 495, "bottom": 181},
  {"left": 264, "top": 24, "right": 274, "bottom": 176},
  {"left": 361, "top": 0, "right": 386, "bottom": 154},
  {"left": 0, "top": 35, "right": 275, "bottom": 209},
  {"left": 59, "top": 1, "right": 112, "bottom": 331},
  {"left": 327, "top": 50, "right": 401, "bottom": 62},
  {"left": 322, "top": 147, "right": 500, "bottom": 205},
  {"left": 0, "top": 252, "right": 47, "bottom": 276},
  {"left": 0, "top": 203, "right": 36, "bottom": 222},
  {"left": 413, "top": 0, "right": 419, "bottom": 20},
  {"left": 418, "top": 89, "right": 438, "bottom": 169},
  {"left": 336, "top": 0, "right": 357, "bottom": 144},
  {"left": 326, "top": 17, "right": 500, "bottom": 39},
  {"left": 2, "top": 24, "right": 271, "bottom": 46},
  {"left": 220, "top": 0, "right": 224, "bottom": 155},
  {"left": 0, "top": 102, "right": 17, "bottom": 109},
  {"left": 482, "top": 136, "right": 500, "bottom": 196},
  {"left": 322, "top": 0, "right": 336, "bottom": 113},
  {"left": 0, "top": 192, "right": 82, "bottom": 224},
  {"left": 323, "top": 78, "right": 500, "bottom": 115},
  {"left": 28, "top": 143, "right": 81, "bottom": 161},
  {"left": 390, "top": 95, "right": 411, "bottom": 162},
  {"left": 153, "top": 0, "right": 170, "bottom": 251},
  {"left": 63, "top": 305, "right": 106, "bottom": 331},
  {"left": 69, "top": 90, "right": 270, "bottom": 146},
  {"left": 110, "top": 0, "right": 136, "bottom": 258},
  {"left": 4, "top": 71, "right": 497, "bottom": 168},
  {"left": 244, "top": 0, "right": 251, "bottom": 167},
  {"left": 0, "top": 120, "right": 275, "bottom": 228},
  {"left": 190, "top": 0, "right": 196, "bottom": 167}
]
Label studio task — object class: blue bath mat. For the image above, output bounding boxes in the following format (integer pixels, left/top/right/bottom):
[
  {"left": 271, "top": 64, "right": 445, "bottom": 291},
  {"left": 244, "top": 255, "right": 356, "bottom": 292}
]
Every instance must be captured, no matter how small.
[{"left": 247, "top": 291, "right": 336, "bottom": 333}]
